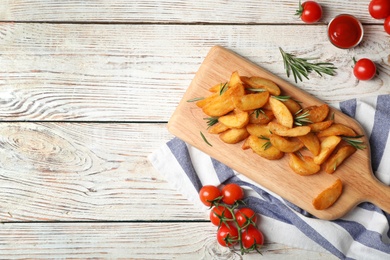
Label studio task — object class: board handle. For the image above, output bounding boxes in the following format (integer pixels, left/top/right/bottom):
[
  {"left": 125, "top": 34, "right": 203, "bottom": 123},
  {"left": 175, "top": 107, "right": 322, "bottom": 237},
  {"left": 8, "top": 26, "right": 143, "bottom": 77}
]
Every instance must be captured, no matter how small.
[{"left": 365, "top": 177, "right": 390, "bottom": 214}]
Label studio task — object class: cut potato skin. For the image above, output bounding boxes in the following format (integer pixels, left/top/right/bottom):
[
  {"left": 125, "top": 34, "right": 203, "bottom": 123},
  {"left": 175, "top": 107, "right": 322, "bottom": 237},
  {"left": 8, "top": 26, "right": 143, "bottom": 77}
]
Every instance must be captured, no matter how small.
[
  {"left": 270, "top": 135, "right": 304, "bottom": 153},
  {"left": 313, "top": 136, "right": 342, "bottom": 165},
  {"left": 312, "top": 179, "right": 343, "bottom": 210},
  {"left": 247, "top": 135, "right": 284, "bottom": 160},
  {"left": 288, "top": 153, "right": 321, "bottom": 176},
  {"left": 324, "top": 145, "right": 357, "bottom": 174},
  {"left": 269, "top": 97, "right": 294, "bottom": 128}
]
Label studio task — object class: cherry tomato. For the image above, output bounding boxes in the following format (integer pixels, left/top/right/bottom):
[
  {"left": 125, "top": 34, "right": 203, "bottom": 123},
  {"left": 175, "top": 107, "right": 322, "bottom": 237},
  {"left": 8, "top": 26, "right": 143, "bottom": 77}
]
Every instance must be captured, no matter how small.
[
  {"left": 242, "top": 225, "right": 264, "bottom": 249},
  {"left": 296, "top": 1, "right": 323, "bottom": 24},
  {"left": 353, "top": 58, "right": 377, "bottom": 81},
  {"left": 221, "top": 183, "right": 244, "bottom": 205},
  {"left": 369, "top": 0, "right": 390, "bottom": 19},
  {"left": 217, "top": 223, "right": 239, "bottom": 247},
  {"left": 384, "top": 16, "right": 390, "bottom": 34},
  {"left": 235, "top": 208, "right": 258, "bottom": 228},
  {"left": 209, "top": 205, "right": 233, "bottom": 226},
  {"left": 199, "top": 185, "right": 221, "bottom": 206}
]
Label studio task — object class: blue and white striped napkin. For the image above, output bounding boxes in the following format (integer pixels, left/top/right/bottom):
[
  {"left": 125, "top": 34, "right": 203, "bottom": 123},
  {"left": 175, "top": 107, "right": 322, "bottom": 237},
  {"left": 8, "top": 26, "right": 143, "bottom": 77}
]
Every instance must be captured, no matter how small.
[{"left": 149, "top": 95, "right": 390, "bottom": 260}]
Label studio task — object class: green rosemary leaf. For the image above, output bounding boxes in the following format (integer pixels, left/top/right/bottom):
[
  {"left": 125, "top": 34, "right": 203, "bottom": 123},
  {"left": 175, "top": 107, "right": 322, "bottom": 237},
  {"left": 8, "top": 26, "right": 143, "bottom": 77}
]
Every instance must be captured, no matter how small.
[
  {"left": 279, "top": 47, "right": 337, "bottom": 83},
  {"left": 187, "top": 97, "right": 204, "bottom": 102},
  {"left": 219, "top": 82, "right": 229, "bottom": 95},
  {"left": 259, "top": 135, "right": 271, "bottom": 150},
  {"left": 204, "top": 117, "right": 219, "bottom": 128},
  {"left": 342, "top": 136, "right": 366, "bottom": 150},
  {"left": 272, "top": 95, "right": 291, "bottom": 102},
  {"left": 200, "top": 131, "right": 212, "bottom": 147},
  {"left": 294, "top": 110, "right": 312, "bottom": 126},
  {"left": 252, "top": 108, "right": 266, "bottom": 119}
]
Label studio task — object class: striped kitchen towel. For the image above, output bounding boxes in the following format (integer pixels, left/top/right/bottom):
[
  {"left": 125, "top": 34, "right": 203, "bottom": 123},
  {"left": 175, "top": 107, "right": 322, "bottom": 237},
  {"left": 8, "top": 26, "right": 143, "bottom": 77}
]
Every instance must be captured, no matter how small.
[{"left": 149, "top": 95, "right": 390, "bottom": 260}]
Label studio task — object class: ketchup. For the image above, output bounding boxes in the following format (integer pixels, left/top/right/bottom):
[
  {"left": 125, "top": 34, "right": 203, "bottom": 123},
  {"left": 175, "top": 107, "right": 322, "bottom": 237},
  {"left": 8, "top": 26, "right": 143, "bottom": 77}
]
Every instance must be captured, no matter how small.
[{"left": 328, "top": 14, "right": 363, "bottom": 49}]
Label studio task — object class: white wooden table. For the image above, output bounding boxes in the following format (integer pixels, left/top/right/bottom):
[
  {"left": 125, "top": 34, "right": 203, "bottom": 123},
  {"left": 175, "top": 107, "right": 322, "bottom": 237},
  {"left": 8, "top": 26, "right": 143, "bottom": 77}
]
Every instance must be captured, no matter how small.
[{"left": 0, "top": 1, "right": 388, "bottom": 258}]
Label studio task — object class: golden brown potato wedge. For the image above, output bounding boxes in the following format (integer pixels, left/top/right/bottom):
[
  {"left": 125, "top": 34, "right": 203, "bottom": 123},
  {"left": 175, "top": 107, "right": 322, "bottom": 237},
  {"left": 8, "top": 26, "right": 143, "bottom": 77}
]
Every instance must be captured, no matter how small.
[
  {"left": 209, "top": 82, "right": 228, "bottom": 93},
  {"left": 269, "top": 97, "right": 294, "bottom": 128},
  {"left": 248, "top": 109, "right": 274, "bottom": 124},
  {"left": 269, "top": 135, "right": 304, "bottom": 153},
  {"left": 309, "top": 120, "right": 334, "bottom": 132},
  {"left": 241, "top": 76, "right": 281, "bottom": 96},
  {"left": 208, "top": 122, "right": 229, "bottom": 134},
  {"left": 306, "top": 104, "right": 330, "bottom": 123},
  {"left": 246, "top": 123, "right": 272, "bottom": 137},
  {"left": 313, "top": 135, "right": 341, "bottom": 165},
  {"left": 247, "top": 135, "right": 284, "bottom": 160},
  {"left": 288, "top": 153, "right": 321, "bottom": 176},
  {"left": 268, "top": 122, "right": 311, "bottom": 137},
  {"left": 317, "top": 123, "right": 357, "bottom": 138},
  {"left": 324, "top": 145, "right": 357, "bottom": 174},
  {"left": 312, "top": 179, "right": 343, "bottom": 210},
  {"left": 298, "top": 132, "right": 321, "bottom": 156},
  {"left": 232, "top": 91, "right": 270, "bottom": 111},
  {"left": 283, "top": 98, "right": 302, "bottom": 115},
  {"left": 196, "top": 92, "right": 218, "bottom": 108},
  {"left": 219, "top": 128, "right": 249, "bottom": 144},
  {"left": 202, "top": 81, "right": 245, "bottom": 117},
  {"left": 218, "top": 110, "right": 249, "bottom": 129}
]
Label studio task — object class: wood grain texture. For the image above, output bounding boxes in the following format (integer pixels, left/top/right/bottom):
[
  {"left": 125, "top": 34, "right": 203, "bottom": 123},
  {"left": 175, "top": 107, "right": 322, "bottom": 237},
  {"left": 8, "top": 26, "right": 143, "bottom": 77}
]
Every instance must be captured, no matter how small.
[
  {"left": 0, "top": 23, "right": 389, "bottom": 121},
  {"left": 0, "top": 0, "right": 380, "bottom": 24},
  {"left": 168, "top": 46, "right": 390, "bottom": 219},
  {"left": 0, "top": 122, "right": 211, "bottom": 221},
  {"left": 0, "top": 222, "right": 336, "bottom": 259}
]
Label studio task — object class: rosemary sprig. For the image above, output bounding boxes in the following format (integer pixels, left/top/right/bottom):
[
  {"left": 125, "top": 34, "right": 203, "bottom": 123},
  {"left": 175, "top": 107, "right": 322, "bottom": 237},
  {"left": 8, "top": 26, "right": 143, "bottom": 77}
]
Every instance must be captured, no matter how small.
[
  {"left": 259, "top": 135, "right": 271, "bottom": 150},
  {"left": 342, "top": 135, "right": 366, "bottom": 150},
  {"left": 219, "top": 82, "right": 229, "bottom": 95},
  {"left": 294, "top": 109, "right": 312, "bottom": 126},
  {"left": 200, "top": 131, "right": 212, "bottom": 146},
  {"left": 279, "top": 47, "right": 337, "bottom": 83},
  {"left": 187, "top": 97, "right": 204, "bottom": 102},
  {"left": 252, "top": 108, "right": 267, "bottom": 119},
  {"left": 204, "top": 117, "right": 219, "bottom": 128},
  {"left": 272, "top": 95, "right": 291, "bottom": 102}
]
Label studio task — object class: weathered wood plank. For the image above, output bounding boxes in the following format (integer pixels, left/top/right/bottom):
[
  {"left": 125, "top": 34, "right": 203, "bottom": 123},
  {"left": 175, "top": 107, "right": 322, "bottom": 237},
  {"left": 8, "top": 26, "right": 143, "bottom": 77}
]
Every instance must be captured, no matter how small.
[
  {"left": 0, "top": 122, "right": 211, "bottom": 221},
  {"left": 0, "top": 222, "right": 336, "bottom": 259},
  {"left": 0, "top": 23, "right": 388, "bottom": 121},
  {"left": 0, "top": 0, "right": 379, "bottom": 24}
]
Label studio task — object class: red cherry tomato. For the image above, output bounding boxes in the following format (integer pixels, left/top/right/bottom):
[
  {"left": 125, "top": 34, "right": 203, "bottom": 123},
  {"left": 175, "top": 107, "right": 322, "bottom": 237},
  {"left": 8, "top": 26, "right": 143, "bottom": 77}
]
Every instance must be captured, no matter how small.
[
  {"left": 353, "top": 58, "right": 377, "bottom": 81},
  {"left": 209, "top": 205, "right": 233, "bottom": 226},
  {"left": 369, "top": 0, "right": 390, "bottom": 19},
  {"left": 221, "top": 183, "right": 244, "bottom": 205},
  {"left": 199, "top": 185, "right": 221, "bottom": 206},
  {"left": 217, "top": 223, "right": 239, "bottom": 247},
  {"left": 384, "top": 16, "right": 390, "bottom": 34},
  {"left": 235, "top": 208, "right": 258, "bottom": 228},
  {"left": 242, "top": 225, "right": 264, "bottom": 249},
  {"left": 296, "top": 1, "right": 323, "bottom": 23}
]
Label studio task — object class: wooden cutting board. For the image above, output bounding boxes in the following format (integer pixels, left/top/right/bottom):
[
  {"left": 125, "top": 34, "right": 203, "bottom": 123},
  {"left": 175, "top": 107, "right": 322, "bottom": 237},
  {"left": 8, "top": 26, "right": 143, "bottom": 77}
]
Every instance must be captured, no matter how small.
[{"left": 168, "top": 46, "right": 390, "bottom": 220}]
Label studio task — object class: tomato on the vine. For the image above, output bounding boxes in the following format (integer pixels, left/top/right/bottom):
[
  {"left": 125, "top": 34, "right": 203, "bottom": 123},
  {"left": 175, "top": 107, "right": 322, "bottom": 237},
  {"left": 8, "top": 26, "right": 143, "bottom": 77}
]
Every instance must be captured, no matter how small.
[
  {"left": 242, "top": 225, "right": 264, "bottom": 249},
  {"left": 296, "top": 1, "right": 323, "bottom": 23},
  {"left": 384, "top": 16, "right": 390, "bottom": 34},
  {"left": 353, "top": 58, "right": 377, "bottom": 81},
  {"left": 209, "top": 205, "right": 233, "bottom": 226},
  {"left": 235, "top": 208, "right": 258, "bottom": 228},
  {"left": 221, "top": 183, "right": 244, "bottom": 205},
  {"left": 217, "top": 223, "right": 239, "bottom": 247},
  {"left": 369, "top": 0, "right": 390, "bottom": 19},
  {"left": 199, "top": 185, "right": 221, "bottom": 206}
]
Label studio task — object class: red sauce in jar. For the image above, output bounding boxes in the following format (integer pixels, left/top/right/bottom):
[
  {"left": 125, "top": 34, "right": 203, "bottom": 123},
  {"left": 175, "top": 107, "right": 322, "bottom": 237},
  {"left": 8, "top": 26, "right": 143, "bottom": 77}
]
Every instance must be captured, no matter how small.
[{"left": 328, "top": 14, "right": 363, "bottom": 49}]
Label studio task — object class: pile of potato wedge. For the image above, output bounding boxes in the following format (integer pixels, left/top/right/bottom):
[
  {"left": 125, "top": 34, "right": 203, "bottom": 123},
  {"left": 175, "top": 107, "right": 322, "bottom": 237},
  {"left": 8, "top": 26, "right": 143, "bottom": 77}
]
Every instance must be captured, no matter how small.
[{"left": 194, "top": 71, "right": 364, "bottom": 210}]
